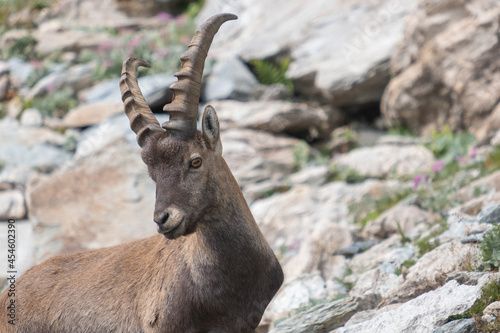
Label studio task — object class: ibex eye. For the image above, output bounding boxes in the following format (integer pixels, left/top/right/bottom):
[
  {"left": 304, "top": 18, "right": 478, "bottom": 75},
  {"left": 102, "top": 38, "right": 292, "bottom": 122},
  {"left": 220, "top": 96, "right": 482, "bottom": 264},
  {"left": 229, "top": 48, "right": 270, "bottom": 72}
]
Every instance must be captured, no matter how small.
[{"left": 190, "top": 158, "right": 202, "bottom": 168}]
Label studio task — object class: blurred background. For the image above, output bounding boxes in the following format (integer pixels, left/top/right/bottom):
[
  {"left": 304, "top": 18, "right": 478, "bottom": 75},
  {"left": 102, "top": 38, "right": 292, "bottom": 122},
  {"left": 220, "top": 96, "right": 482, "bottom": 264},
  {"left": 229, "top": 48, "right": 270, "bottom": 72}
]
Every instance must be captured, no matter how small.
[{"left": 1, "top": 0, "right": 500, "bottom": 332}]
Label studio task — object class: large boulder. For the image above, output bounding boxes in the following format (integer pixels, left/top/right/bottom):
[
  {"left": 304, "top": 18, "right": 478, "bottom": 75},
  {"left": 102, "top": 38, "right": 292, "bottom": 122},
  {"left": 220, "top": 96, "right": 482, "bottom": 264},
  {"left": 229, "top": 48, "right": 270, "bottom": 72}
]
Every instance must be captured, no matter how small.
[
  {"left": 335, "top": 277, "right": 494, "bottom": 333},
  {"left": 26, "top": 139, "right": 157, "bottom": 263},
  {"left": 210, "top": 100, "right": 341, "bottom": 139},
  {"left": 381, "top": 0, "right": 500, "bottom": 138},
  {"left": 198, "top": 0, "right": 418, "bottom": 108},
  {"left": 332, "top": 143, "right": 435, "bottom": 179}
]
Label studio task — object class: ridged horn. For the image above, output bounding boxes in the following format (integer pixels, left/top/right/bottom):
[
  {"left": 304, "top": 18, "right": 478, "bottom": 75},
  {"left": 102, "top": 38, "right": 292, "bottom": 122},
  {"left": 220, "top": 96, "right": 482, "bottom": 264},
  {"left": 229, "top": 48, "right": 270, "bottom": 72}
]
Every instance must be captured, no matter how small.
[
  {"left": 120, "top": 57, "right": 164, "bottom": 147},
  {"left": 162, "top": 13, "right": 238, "bottom": 139}
]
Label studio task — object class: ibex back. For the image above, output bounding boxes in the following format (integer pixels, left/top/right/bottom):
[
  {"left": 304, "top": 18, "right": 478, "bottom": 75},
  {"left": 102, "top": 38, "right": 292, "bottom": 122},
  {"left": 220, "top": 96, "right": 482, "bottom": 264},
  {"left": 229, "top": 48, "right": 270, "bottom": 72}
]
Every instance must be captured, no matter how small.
[{"left": 0, "top": 13, "right": 283, "bottom": 333}]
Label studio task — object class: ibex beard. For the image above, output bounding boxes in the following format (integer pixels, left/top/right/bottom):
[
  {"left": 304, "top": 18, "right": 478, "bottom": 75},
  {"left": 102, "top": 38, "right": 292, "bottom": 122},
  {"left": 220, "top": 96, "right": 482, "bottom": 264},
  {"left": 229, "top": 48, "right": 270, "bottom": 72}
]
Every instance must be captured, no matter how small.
[{"left": 0, "top": 13, "right": 284, "bottom": 333}]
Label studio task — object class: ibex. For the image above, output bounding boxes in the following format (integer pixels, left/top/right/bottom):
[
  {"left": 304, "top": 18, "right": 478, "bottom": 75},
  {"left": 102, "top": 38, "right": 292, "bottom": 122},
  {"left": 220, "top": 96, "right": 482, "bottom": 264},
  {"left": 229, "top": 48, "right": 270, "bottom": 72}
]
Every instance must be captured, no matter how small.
[{"left": 0, "top": 13, "right": 283, "bottom": 333}]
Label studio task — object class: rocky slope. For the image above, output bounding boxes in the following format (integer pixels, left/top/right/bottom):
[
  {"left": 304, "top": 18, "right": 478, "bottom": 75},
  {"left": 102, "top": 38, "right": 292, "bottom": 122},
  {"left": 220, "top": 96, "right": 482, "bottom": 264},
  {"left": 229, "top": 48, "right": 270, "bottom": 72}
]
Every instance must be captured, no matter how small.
[{"left": 1, "top": 0, "right": 500, "bottom": 332}]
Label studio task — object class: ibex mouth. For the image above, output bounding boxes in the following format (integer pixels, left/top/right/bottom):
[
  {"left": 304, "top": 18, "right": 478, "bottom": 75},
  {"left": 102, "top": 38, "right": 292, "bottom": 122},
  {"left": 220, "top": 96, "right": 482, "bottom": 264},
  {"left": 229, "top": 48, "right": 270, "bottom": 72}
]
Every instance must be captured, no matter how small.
[{"left": 158, "top": 218, "right": 184, "bottom": 239}]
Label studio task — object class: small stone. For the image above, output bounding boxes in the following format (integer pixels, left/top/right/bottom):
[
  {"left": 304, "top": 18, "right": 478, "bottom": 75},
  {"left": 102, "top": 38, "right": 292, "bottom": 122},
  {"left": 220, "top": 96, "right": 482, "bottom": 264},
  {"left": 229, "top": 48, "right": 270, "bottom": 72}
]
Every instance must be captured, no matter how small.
[
  {"left": 477, "top": 204, "right": 500, "bottom": 224},
  {"left": 202, "top": 55, "right": 259, "bottom": 101},
  {"left": 63, "top": 102, "right": 124, "bottom": 128},
  {"left": 0, "top": 189, "right": 26, "bottom": 221},
  {"left": 334, "top": 241, "right": 377, "bottom": 258},
  {"left": 20, "top": 108, "right": 43, "bottom": 127},
  {"left": 363, "top": 205, "right": 435, "bottom": 240},
  {"left": 483, "top": 301, "right": 500, "bottom": 318},
  {"left": 333, "top": 144, "right": 435, "bottom": 179},
  {"left": 431, "top": 318, "right": 477, "bottom": 333}
]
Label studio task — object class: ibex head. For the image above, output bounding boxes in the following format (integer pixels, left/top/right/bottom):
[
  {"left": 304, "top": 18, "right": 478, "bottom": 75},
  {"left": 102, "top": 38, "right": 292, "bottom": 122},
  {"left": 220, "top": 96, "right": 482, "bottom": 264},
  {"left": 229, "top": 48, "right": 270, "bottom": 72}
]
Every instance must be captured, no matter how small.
[{"left": 120, "top": 13, "right": 237, "bottom": 239}]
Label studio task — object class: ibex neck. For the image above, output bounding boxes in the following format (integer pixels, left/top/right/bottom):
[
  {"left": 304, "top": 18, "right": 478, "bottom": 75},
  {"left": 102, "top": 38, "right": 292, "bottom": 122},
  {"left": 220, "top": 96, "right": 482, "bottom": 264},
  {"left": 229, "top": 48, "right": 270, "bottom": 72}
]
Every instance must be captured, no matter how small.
[{"left": 192, "top": 161, "right": 271, "bottom": 269}]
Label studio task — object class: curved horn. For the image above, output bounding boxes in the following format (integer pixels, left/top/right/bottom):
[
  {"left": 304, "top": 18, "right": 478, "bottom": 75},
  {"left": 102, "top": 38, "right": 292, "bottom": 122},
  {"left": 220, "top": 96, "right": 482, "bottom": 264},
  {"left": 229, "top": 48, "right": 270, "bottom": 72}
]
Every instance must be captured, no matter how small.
[
  {"left": 120, "top": 57, "right": 164, "bottom": 147},
  {"left": 162, "top": 13, "right": 238, "bottom": 139}
]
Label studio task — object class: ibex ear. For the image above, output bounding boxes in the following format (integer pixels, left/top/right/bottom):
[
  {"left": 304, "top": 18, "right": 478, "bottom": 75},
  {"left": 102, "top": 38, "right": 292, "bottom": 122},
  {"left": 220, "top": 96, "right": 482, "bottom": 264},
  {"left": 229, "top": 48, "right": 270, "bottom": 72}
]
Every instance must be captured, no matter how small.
[{"left": 202, "top": 105, "right": 222, "bottom": 154}]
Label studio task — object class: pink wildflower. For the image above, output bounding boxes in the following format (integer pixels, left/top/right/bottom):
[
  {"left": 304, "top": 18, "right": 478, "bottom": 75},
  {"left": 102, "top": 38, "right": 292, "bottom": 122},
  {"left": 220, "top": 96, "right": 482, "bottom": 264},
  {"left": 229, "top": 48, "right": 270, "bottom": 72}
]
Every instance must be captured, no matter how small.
[
  {"left": 156, "top": 48, "right": 171, "bottom": 57},
  {"left": 156, "top": 12, "right": 173, "bottom": 21},
  {"left": 175, "top": 14, "right": 187, "bottom": 26},
  {"left": 128, "top": 36, "right": 141, "bottom": 50},
  {"left": 102, "top": 60, "right": 113, "bottom": 69},
  {"left": 413, "top": 174, "right": 428, "bottom": 189},
  {"left": 469, "top": 148, "right": 477, "bottom": 159},
  {"left": 45, "top": 82, "right": 55, "bottom": 93},
  {"left": 432, "top": 160, "right": 445, "bottom": 173},
  {"left": 97, "top": 40, "right": 114, "bottom": 56}
]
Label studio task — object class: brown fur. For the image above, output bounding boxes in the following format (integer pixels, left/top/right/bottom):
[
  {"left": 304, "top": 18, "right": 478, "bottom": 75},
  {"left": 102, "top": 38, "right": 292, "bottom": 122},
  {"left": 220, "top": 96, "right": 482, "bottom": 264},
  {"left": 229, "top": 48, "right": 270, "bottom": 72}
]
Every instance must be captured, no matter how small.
[{"left": 0, "top": 107, "right": 284, "bottom": 332}]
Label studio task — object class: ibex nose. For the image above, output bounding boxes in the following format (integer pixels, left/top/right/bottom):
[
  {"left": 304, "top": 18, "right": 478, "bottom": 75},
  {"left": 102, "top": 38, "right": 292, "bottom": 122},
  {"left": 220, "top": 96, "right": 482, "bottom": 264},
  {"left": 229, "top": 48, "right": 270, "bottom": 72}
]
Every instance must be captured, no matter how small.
[{"left": 154, "top": 212, "right": 169, "bottom": 226}]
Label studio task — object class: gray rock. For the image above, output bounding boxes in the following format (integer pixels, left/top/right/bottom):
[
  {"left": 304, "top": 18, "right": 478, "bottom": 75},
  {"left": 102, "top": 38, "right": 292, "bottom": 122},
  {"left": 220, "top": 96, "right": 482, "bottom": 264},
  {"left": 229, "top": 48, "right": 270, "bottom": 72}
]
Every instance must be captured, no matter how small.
[
  {"left": 20, "top": 108, "right": 43, "bottom": 128},
  {"left": 0, "top": 219, "right": 34, "bottom": 288},
  {"left": 270, "top": 295, "right": 380, "bottom": 333},
  {"left": 349, "top": 235, "right": 415, "bottom": 276},
  {"left": 0, "top": 62, "right": 9, "bottom": 101},
  {"left": 262, "top": 272, "right": 345, "bottom": 327},
  {"left": 461, "top": 234, "right": 486, "bottom": 244},
  {"left": 25, "top": 63, "right": 94, "bottom": 99},
  {"left": 363, "top": 204, "right": 436, "bottom": 240},
  {"left": 0, "top": 164, "right": 32, "bottom": 187},
  {"left": 210, "top": 100, "right": 339, "bottom": 139},
  {"left": 477, "top": 204, "right": 500, "bottom": 224},
  {"left": 75, "top": 113, "right": 138, "bottom": 159},
  {"left": 288, "top": 165, "right": 328, "bottom": 187},
  {"left": 0, "top": 142, "right": 69, "bottom": 172},
  {"left": 34, "top": 27, "right": 111, "bottom": 56},
  {"left": 198, "top": 0, "right": 418, "bottom": 108},
  {"left": 381, "top": 0, "right": 500, "bottom": 140},
  {"left": 251, "top": 180, "right": 403, "bottom": 285},
  {"left": 334, "top": 241, "right": 377, "bottom": 258},
  {"left": 26, "top": 139, "right": 157, "bottom": 264},
  {"left": 333, "top": 144, "right": 435, "bottom": 179},
  {"left": 0, "top": 61, "right": 8, "bottom": 76},
  {"left": 349, "top": 268, "right": 403, "bottom": 300},
  {"left": 7, "top": 58, "right": 34, "bottom": 88},
  {"left": 0, "top": 190, "right": 26, "bottom": 221},
  {"left": 202, "top": 56, "right": 259, "bottom": 101},
  {"left": 336, "top": 279, "right": 488, "bottom": 333},
  {"left": 62, "top": 102, "right": 124, "bottom": 128},
  {"left": 343, "top": 304, "right": 402, "bottom": 327},
  {"left": 387, "top": 241, "right": 481, "bottom": 304},
  {"left": 431, "top": 318, "right": 477, "bottom": 333},
  {"left": 82, "top": 73, "right": 175, "bottom": 109},
  {"left": 221, "top": 128, "right": 301, "bottom": 188}
]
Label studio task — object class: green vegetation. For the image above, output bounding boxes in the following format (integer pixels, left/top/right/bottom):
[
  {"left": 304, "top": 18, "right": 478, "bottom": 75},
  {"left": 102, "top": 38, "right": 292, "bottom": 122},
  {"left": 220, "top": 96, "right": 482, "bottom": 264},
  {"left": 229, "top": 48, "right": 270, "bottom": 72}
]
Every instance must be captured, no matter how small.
[
  {"left": 388, "top": 125, "right": 414, "bottom": 137},
  {"left": 447, "top": 281, "right": 500, "bottom": 332},
  {"left": 0, "top": 159, "right": 5, "bottom": 171},
  {"left": 0, "top": 0, "right": 52, "bottom": 31},
  {"left": 327, "top": 164, "right": 366, "bottom": 183},
  {"left": 349, "top": 189, "right": 412, "bottom": 228},
  {"left": 0, "top": 104, "right": 6, "bottom": 119},
  {"left": 25, "top": 87, "right": 78, "bottom": 117},
  {"left": 0, "top": 3, "right": 203, "bottom": 118},
  {"left": 80, "top": 18, "right": 197, "bottom": 81},
  {"left": 396, "top": 221, "right": 411, "bottom": 245},
  {"left": 249, "top": 57, "right": 293, "bottom": 93},
  {"left": 2, "top": 34, "right": 37, "bottom": 60},
  {"left": 292, "top": 140, "right": 329, "bottom": 171},
  {"left": 480, "top": 224, "right": 500, "bottom": 271},
  {"left": 481, "top": 146, "right": 500, "bottom": 175},
  {"left": 415, "top": 181, "right": 461, "bottom": 213},
  {"left": 425, "top": 125, "right": 476, "bottom": 164},
  {"left": 395, "top": 259, "right": 416, "bottom": 275},
  {"left": 414, "top": 219, "right": 447, "bottom": 255}
]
